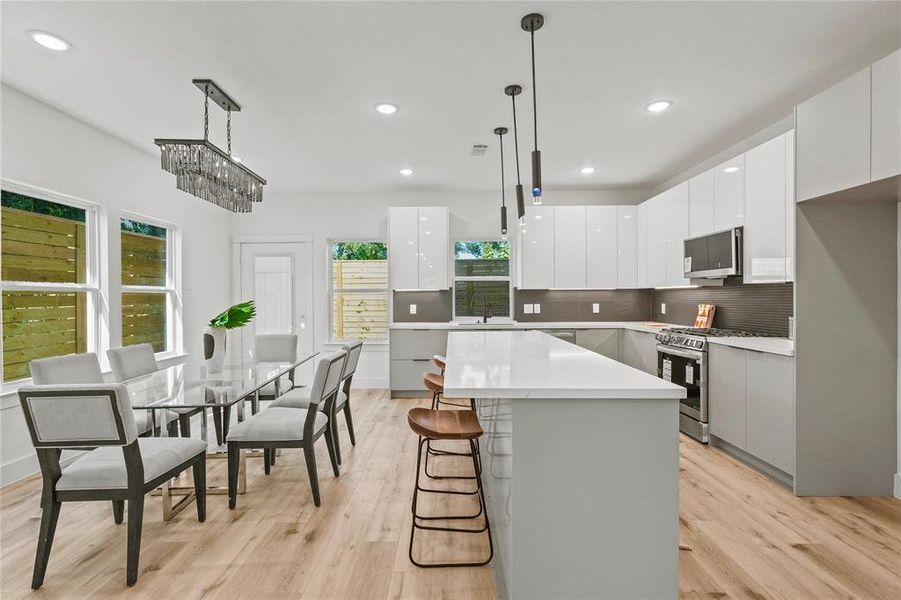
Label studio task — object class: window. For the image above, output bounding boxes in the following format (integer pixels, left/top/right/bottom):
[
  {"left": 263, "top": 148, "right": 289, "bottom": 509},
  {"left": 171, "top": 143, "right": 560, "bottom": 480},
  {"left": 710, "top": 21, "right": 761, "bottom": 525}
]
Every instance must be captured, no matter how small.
[
  {"left": 330, "top": 241, "right": 388, "bottom": 341},
  {"left": 1, "top": 188, "right": 97, "bottom": 382},
  {"left": 121, "top": 217, "right": 174, "bottom": 353},
  {"left": 453, "top": 241, "right": 511, "bottom": 320}
]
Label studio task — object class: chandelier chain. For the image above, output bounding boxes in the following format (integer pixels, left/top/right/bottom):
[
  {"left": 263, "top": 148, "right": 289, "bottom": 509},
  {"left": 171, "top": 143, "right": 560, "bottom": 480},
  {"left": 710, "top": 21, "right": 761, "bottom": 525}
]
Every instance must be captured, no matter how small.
[
  {"left": 203, "top": 84, "right": 210, "bottom": 141},
  {"left": 227, "top": 109, "right": 232, "bottom": 155}
]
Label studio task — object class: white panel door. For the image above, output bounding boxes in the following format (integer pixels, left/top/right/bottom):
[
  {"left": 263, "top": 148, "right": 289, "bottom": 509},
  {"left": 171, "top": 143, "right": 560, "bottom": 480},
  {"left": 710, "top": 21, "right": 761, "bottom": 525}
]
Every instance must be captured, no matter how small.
[
  {"left": 744, "top": 134, "right": 787, "bottom": 283},
  {"left": 714, "top": 156, "right": 745, "bottom": 230},
  {"left": 520, "top": 206, "right": 555, "bottom": 289},
  {"left": 239, "top": 242, "right": 313, "bottom": 363},
  {"left": 871, "top": 50, "right": 901, "bottom": 182},
  {"left": 688, "top": 169, "right": 715, "bottom": 236},
  {"left": 616, "top": 206, "right": 638, "bottom": 288},
  {"left": 388, "top": 207, "right": 419, "bottom": 289},
  {"left": 785, "top": 130, "right": 795, "bottom": 281},
  {"left": 665, "top": 183, "right": 690, "bottom": 286},
  {"left": 637, "top": 202, "right": 648, "bottom": 288},
  {"left": 646, "top": 194, "right": 667, "bottom": 288},
  {"left": 554, "top": 206, "right": 587, "bottom": 287},
  {"left": 586, "top": 206, "right": 617, "bottom": 288},
  {"left": 417, "top": 206, "right": 449, "bottom": 289}
]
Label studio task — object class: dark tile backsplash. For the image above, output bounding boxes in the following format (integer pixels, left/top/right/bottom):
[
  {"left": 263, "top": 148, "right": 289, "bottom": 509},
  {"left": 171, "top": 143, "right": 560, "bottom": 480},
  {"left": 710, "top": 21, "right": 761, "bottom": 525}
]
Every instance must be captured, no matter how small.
[
  {"left": 393, "top": 290, "right": 452, "bottom": 322},
  {"left": 513, "top": 289, "right": 650, "bottom": 322},
  {"left": 650, "top": 282, "right": 794, "bottom": 336}
]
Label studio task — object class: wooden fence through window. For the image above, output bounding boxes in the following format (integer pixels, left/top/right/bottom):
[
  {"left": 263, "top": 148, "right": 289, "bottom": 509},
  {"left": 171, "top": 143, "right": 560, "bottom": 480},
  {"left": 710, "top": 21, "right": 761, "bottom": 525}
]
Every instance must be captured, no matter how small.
[{"left": 332, "top": 259, "right": 387, "bottom": 341}]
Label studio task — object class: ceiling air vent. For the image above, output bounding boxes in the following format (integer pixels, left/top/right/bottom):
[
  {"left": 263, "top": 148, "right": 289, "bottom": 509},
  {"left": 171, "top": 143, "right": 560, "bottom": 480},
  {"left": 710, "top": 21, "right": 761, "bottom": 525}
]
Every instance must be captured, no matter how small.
[{"left": 471, "top": 143, "right": 488, "bottom": 156}]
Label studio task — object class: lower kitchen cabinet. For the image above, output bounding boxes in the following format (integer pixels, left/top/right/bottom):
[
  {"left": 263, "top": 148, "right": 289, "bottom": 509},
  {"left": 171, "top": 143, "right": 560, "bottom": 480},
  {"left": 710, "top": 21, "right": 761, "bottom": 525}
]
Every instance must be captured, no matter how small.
[
  {"left": 619, "top": 330, "right": 658, "bottom": 375},
  {"left": 389, "top": 329, "right": 449, "bottom": 392},
  {"left": 708, "top": 345, "right": 747, "bottom": 449},
  {"left": 575, "top": 329, "right": 619, "bottom": 360},
  {"left": 390, "top": 359, "right": 437, "bottom": 392}
]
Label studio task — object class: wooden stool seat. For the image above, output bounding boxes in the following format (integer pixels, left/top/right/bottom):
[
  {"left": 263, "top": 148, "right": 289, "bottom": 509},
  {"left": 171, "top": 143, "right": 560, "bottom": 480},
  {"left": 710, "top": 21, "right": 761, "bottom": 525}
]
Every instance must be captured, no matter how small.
[
  {"left": 407, "top": 408, "right": 483, "bottom": 440},
  {"left": 432, "top": 355, "right": 447, "bottom": 371},
  {"left": 423, "top": 372, "right": 444, "bottom": 393}
]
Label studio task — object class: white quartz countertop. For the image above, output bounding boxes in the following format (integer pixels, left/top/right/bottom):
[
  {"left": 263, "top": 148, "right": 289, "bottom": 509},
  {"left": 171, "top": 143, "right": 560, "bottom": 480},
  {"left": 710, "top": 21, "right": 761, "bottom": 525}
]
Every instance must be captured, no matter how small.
[
  {"left": 389, "top": 321, "right": 794, "bottom": 356},
  {"left": 443, "top": 330, "right": 687, "bottom": 400}
]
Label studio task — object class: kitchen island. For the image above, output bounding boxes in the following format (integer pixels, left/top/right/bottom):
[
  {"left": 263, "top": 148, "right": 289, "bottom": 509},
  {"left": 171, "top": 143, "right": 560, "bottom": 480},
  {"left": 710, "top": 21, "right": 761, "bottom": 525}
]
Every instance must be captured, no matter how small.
[{"left": 443, "top": 330, "right": 686, "bottom": 600}]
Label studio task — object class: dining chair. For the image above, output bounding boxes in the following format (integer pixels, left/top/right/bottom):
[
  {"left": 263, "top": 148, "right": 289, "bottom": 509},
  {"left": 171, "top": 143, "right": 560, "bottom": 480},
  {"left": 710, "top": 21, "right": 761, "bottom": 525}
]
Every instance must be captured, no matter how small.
[
  {"left": 30, "top": 352, "right": 177, "bottom": 437},
  {"left": 252, "top": 333, "right": 299, "bottom": 407},
  {"left": 107, "top": 344, "right": 199, "bottom": 437},
  {"left": 18, "top": 383, "right": 207, "bottom": 588},
  {"left": 226, "top": 350, "right": 346, "bottom": 508}
]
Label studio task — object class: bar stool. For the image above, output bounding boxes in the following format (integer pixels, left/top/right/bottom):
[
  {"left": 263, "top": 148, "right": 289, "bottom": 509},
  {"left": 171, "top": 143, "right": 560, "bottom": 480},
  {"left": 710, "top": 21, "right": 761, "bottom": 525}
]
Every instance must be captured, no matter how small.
[
  {"left": 407, "top": 407, "right": 493, "bottom": 568},
  {"left": 425, "top": 367, "right": 474, "bottom": 411},
  {"left": 422, "top": 374, "right": 478, "bottom": 475}
]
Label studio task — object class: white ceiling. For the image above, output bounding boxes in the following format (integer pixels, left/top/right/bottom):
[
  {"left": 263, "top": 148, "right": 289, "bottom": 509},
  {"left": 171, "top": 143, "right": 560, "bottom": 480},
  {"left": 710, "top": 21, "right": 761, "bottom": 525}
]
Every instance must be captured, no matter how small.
[{"left": 2, "top": 1, "right": 899, "bottom": 195}]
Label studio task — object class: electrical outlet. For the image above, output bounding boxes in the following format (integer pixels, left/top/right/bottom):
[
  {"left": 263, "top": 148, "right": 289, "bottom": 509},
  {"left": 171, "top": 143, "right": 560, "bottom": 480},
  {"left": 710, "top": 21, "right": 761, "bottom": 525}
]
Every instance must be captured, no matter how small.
[
  {"left": 523, "top": 304, "right": 534, "bottom": 314},
  {"left": 661, "top": 303, "right": 666, "bottom": 315},
  {"left": 409, "top": 304, "right": 417, "bottom": 315},
  {"left": 534, "top": 303, "right": 541, "bottom": 314},
  {"left": 592, "top": 303, "right": 600, "bottom": 314}
]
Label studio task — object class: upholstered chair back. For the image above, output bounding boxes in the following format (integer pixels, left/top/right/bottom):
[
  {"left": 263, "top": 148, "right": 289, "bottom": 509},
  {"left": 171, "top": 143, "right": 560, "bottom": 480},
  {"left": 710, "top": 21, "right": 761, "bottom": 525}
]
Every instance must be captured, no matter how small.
[
  {"left": 341, "top": 341, "right": 364, "bottom": 380},
  {"left": 18, "top": 383, "right": 138, "bottom": 448},
  {"left": 30, "top": 353, "right": 104, "bottom": 385},
  {"left": 308, "top": 351, "right": 348, "bottom": 407},
  {"left": 107, "top": 344, "right": 160, "bottom": 382},
  {"left": 253, "top": 334, "right": 298, "bottom": 363}
]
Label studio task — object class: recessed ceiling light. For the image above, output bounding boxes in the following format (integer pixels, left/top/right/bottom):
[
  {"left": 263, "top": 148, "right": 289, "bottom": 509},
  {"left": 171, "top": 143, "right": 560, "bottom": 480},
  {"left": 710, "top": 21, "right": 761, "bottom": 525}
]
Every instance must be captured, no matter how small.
[
  {"left": 399, "top": 168, "right": 413, "bottom": 176},
  {"left": 645, "top": 100, "right": 672, "bottom": 113},
  {"left": 30, "top": 30, "right": 71, "bottom": 51},
  {"left": 375, "top": 103, "right": 398, "bottom": 115},
  {"left": 580, "top": 166, "right": 596, "bottom": 175},
  {"left": 722, "top": 166, "right": 740, "bottom": 173}
]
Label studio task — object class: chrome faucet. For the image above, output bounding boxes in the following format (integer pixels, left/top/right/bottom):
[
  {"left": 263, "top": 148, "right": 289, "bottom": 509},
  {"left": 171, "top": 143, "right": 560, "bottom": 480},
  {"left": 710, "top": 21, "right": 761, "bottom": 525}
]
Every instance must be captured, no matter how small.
[{"left": 470, "top": 291, "right": 492, "bottom": 323}]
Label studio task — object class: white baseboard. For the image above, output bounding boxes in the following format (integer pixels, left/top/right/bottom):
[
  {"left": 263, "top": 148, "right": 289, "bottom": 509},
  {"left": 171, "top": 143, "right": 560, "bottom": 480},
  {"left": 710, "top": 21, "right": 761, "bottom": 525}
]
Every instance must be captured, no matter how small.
[
  {"left": 895, "top": 473, "right": 901, "bottom": 499},
  {"left": 0, "top": 452, "right": 39, "bottom": 488}
]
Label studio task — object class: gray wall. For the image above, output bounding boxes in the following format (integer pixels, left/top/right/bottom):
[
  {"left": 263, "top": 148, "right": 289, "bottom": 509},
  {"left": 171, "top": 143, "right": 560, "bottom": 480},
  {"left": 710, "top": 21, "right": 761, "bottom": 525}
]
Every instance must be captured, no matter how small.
[
  {"left": 513, "top": 289, "right": 651, "bottom": 322},
  {"left": 393, "top": 290, "right": 452, "bottom": 322}
]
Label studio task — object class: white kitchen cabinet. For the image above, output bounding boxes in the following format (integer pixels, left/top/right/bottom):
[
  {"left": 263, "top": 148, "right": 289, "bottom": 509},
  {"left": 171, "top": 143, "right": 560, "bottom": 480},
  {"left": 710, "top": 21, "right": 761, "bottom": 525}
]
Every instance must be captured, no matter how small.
[
  {"left": 645, "top": 194, "right": 667, "bottom": 288},
  {"left": 746, "top": 351, "right": 795, "bottom": 475},
  {"left": 714, "top": 155, "right": 745, "bottom": 230},
  {"left": 586, "top": 206, "right": 618, "bottom": 289},
  {"left": 744, "top": 133, "right": 788, "bottom": 283},
  {"left": 708, "top": 344, "right": 747, "bottom": 450},
  {"left": 388, "top": 206, "right": 420, "bottom": 289},
  {"left": 616, "top": 206, "right": 638, "bottom": 288},
  {"left": 796, "top": 67, "right": 872, "bottom": 201},
  {"left": 417, "top": 206, "right": 449, "bottom": 289},
  {"left": 636, "top": 202, "right": 648, "bottom": 288},
  {"left": 619, "top": 330, "right": 658, "bottom": 375},
  {"left": 664, "top": 183, "right": 690, "bottom": 286},
  {"left": 389, "top": 328, "right": 450, "bottom": 392},
  {"left": 520, "top": 205, "right": 555, "bottom": 289},
  {"left": 575, "top": 329, "right": 619, "bottom": 360},
  {"left": 554, "top": 206, "right": 587, "bottom": 287},
  {"left": 688, "top": 169, "right": 715, "bottom": 236},
  {"left": 871, "top": 49, "right": 901, "bottom": 182},
  {"left": 785, "top": 130, "right": 795, "bottom": 281}
]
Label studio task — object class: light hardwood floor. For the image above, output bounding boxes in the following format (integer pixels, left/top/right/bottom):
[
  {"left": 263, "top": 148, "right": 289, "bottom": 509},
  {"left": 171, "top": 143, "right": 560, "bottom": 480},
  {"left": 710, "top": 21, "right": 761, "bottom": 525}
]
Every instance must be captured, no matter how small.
[{"left": 1, "top": 389, "right": 899, "bottom": 599}]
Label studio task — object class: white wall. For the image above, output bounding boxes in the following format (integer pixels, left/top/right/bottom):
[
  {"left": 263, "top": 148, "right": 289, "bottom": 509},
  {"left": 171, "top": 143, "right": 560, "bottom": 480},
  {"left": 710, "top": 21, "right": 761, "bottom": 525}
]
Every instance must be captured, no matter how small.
[
  {"left": 230, "top": 189, "right": 647, "bottom": 387},
  {"left": 0, "top": 85, "right": 233, "bottom": 484},
  {"left": 897, "top": 202, "right": 901, "bottom": 499}
]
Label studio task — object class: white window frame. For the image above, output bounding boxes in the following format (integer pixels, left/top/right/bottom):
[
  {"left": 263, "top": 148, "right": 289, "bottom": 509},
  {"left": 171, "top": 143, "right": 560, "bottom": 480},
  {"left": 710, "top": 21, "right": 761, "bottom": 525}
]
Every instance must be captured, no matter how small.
[
  {"left": 452, "top": 239, "right": 514, "bottom": 323},
  {"left": 327, "top": 238, "right": 389, "bottom": 344},
  {"left": 0, "top": 179, "right": 102, "bottom": 389},
  {"left": 119, "top": 211, "right": 182, "bottom": 357}
]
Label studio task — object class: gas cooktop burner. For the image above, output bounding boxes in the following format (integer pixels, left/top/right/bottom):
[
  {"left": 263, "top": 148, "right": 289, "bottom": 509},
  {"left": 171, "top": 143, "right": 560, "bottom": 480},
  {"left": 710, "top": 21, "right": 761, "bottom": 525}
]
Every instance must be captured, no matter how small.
[{"left": 661, "top": 327, "right": 781, "bottom": 338}]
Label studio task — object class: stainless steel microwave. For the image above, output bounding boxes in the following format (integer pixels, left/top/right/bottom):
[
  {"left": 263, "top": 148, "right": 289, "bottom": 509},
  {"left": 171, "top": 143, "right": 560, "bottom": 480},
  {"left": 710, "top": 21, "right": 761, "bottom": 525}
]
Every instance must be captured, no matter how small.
[{"left": 683, "top": 227, "right": 743, "bottom": 279}]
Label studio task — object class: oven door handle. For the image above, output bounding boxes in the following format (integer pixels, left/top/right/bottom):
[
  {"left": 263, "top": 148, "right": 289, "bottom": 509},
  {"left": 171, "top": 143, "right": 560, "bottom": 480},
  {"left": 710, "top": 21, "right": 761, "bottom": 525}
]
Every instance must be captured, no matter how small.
[{"left": 656, "top": 344, "right": 705, "bottom": 362}]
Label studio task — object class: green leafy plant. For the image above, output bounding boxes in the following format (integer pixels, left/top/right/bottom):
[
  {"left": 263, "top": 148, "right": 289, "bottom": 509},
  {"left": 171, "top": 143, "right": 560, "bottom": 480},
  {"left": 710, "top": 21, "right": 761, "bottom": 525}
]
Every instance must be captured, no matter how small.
[{"left": 208, "top": 301, "right": 256, "bottom": 329}]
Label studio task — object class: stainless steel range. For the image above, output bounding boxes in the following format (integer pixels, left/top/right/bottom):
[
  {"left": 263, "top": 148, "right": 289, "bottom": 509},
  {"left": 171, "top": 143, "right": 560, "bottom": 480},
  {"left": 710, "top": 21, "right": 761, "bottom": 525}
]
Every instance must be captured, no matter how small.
[{"left": 656, "top": 329, "right": 709, "bottom": 443}]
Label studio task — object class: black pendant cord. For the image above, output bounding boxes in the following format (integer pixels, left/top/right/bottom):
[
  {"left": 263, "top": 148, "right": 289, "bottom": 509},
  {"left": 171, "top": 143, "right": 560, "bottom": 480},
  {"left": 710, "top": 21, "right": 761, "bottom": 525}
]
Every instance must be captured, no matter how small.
[
  {"left": 511, "top": 93, "right": 522, "bottom": 186},
  {"left": 494, "top": 127, "right": 509, "bottom": 235},
  {"left": 530, "top": 30, "right": 538, "bottom": 152}
]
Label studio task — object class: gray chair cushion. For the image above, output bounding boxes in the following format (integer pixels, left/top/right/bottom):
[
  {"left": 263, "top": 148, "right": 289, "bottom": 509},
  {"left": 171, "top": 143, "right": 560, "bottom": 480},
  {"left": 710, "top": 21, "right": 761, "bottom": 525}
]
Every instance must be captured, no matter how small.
[
  {"left": 107, "top": 344, "right": 159, "bottom": 382},
  {"left": 271, "top": 388, "right": 346, "bottom": 411},
  {"left": 226, "top": 407, "right": 327, "bottom": 443},
  {"left": 30, "top": 353, "right": 104, "bottom": 385},
  {"left": 56, "top": 437, "right": 207, "bottom": 491}
]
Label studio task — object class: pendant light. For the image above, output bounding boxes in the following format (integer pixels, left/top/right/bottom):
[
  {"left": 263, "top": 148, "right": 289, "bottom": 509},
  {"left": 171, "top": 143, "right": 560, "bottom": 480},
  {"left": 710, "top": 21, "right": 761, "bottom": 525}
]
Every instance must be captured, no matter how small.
[
  {"left": 504, "top": 84, "right": 526, "bottom": 220},
  {"left": 521, "top": 13, "right": 544, "bottom": 204},
  {"left": 494, "top": 127, "right": 509, "bottom": 237}
]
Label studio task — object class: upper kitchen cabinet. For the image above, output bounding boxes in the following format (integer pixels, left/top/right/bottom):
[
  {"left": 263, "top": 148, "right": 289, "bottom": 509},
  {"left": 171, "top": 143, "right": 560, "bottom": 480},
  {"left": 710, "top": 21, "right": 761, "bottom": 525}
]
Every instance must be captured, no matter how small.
[
  {"left": 796, "top": 67, "right": 871, "bottom": 201},
  {"left": 664, "top": 183, "right": 690, "bottom": 286},
  {"left": 554, "top": 206, "right": 587, "bottom": 288},
  {"left": 645, "top": 193, "right": 667, "bottom": 288},
  {"left": 714, "top": 155, "right": 745, "bottom": 230},
  {"left": 743, "top": 132, "right": 789, "bottom": 283},
  {"left": 785, "top": 129, "right": 795, "bottom": 281},
  {"left": 688, "top": 169, "right": 715, "bottom": 236},
  {"left": 388, "top": 206, "right": 449, "bottom": 290},
  {"left": 636, "top": 202, "right": 648, "bottom": 288},
  {"left": 520, "top": 205, "right": 555, "bottom": 289},
  {"left": 586, "top": 206, "right": 618, "bottom": 289},
  {"left": 871, "top": 49, "right": 900, "bottom": 182},
  {"left": 616, "top": 206, "right": 639, "bottom": 288}
]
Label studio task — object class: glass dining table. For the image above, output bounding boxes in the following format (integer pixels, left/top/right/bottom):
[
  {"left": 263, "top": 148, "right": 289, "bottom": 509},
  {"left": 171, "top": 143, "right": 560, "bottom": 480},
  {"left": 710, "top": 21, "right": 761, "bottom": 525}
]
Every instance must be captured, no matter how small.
[{"left": 124, "top": 352, "right": 319, "bottom": 519}]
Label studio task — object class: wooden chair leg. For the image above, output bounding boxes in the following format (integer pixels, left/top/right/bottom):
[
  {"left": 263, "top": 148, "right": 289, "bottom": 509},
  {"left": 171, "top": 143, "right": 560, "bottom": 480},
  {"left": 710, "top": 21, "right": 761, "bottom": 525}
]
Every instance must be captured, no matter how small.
[
  {"left": 112, "top": 500, "right": 124, "bottom": 524},
  {"left": 193, "top": 457, "right": 207, "bottom": 522},
  {"left": 179, "top": 414, "right": 191, "bottom": 438},
  {"left": 344, "top": 402, "right": 357, "bottom": 446},
  {"left": 323, "top": 427, "right": 340, "bottom": 478},
  {"left": 227, "top": 443, "right": 240, "bottom": 510},
  {"left": 31, "top": 497, "right": 61, "bottom": 589},
  {"left": 270, "top": 451, "right": 277, "bottom": 466},
  {"left": 126, "top": 494, "right": 144, "bottom": 586},
  {"left": 302, "top": 444, "right": 321, "bottom": 507},
  {"left": 212, "top": 407, "right": 224, "bottom": 446},
  {"left": 332, "top": 417, "right": 343, "bottom": 465},
  {"left": 264, "top": 449, "right": 272, "bottom": 475}
]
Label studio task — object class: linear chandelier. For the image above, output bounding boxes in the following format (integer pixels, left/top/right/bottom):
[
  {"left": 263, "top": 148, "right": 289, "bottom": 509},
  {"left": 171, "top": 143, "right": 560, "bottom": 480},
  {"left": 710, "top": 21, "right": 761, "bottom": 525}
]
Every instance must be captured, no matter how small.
[
  {"left": 155, "top": 79, "right": 266, "bottom": 213},
  {"left": 494, "top": 126, "right": 508, "bottom": 237}
]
